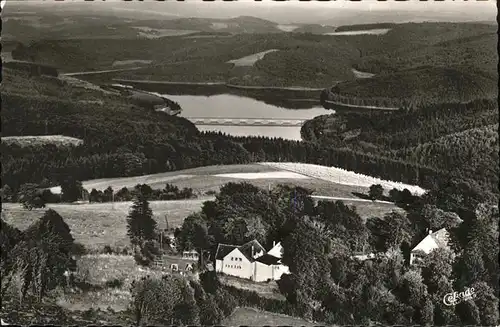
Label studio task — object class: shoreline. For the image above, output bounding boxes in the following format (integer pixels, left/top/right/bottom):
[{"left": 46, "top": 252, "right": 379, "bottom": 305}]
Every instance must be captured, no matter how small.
[{"left": 112, "top": 78, "right": 325, "bottom": 91}]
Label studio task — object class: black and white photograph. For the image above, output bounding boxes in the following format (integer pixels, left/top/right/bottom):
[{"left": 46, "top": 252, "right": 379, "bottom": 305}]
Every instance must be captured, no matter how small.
[{"left": 0, "top": 0, "right": 498, "bottom": 325}]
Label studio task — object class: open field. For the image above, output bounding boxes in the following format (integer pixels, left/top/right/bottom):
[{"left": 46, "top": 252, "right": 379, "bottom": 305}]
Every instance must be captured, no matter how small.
[
  {"left": 220, "top": 275, "right": 285, "bottom": 301},
  {"left": 259, "top": 162, "right": 427, "bottom": 195},
  {"left": 49, "top": 164, "right": 277, "bottom": 193},
  {"left": 1, "top": 135, "right": 83, "bottom": 147},
  {"left": 48, "top": 163, "right": 380, "bottom": 199},
  {"left": 57, "top": 254, "right": 168, "bottom": 312},
  {"left": 324, "top": 28, "right": 391, "bottom": 36},
  {"left": 1, "top": 200, "right": 208, "bottom": 250},
  {"left": 112, "top": 59, "right": 153, "bottom": 67},
  {"left": 223, "top": 307, "right": 321, "bottom": 327},
  {"left": 339, "top": 199, "right": 404, "bottom": 220},
  {"left": 2, "top": 196, "right": 400, "bottom": 250},
  {"left": 352, "top": 68, "right": 375, "bottom": 79},
  {"left": 132, "top": 26, "right": 197, "bottom": 38},
  {"left": 227, "top": 49, "right": 279, "bottom": 67}
]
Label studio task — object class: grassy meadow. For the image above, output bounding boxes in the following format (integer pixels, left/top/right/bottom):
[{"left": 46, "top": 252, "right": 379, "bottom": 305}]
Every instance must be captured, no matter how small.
[
  {"left": 56, "top": 254, "right": 168, "bottom": 312},
  {"left": 1, "top": 200, "right": 207, "bottom": 250},
  {"left": 50, "top": 163, "right": 380, "bottom": 199},
  {"left": 223, "top": 307, "right": 321, "bottom": 327},
  {"left": 3, "top": 163, "right": 404, "bottom": 251}
]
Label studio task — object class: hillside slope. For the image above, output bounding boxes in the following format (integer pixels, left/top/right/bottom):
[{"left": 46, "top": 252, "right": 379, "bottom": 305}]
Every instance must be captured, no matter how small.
[
  {"left": 0, "top": 69, "right": 250, "bottom": 190},
  {"left": 302, "top": 99, "right": 499, "bottom": 194},
  {"left": 397, "top": 124, "right": 498, "bottom": 185},
  {"left": 323, "top": 66, "right": 497, "bottom": 109},
  {"left": 354, "top": 32, "right": 497, "bottom": 75}
]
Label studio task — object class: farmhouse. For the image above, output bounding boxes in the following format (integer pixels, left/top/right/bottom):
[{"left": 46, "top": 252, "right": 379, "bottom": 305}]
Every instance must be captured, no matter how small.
[
  {"left": 215, "top": 240, "right": 290, "bottom": 282},
  {"left": 410, "top": 228, "right": 451, "bottom": 265}
]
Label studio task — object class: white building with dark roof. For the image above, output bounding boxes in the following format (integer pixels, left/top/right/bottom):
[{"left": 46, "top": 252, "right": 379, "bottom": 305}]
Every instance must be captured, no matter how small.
[
  {"left": 410, "top": 228, "right": 451, "bottom": 265},
  {"left": 215, "top": 240, "right": 290, "bottom": 282}
]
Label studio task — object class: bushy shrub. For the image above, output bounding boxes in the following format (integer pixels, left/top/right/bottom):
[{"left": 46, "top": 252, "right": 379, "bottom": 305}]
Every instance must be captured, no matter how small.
[
  {"left": 105, "top": 278, "right": 124, "bottom": 289},
  {"left": 71, "top": 242, "right": 87, "bottom": 256}
]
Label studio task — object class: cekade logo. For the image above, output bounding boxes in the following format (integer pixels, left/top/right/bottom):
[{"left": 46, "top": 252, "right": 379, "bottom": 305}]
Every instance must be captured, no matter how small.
[{"left": 443, "top": 287, "right": 477, "bottom": 306}]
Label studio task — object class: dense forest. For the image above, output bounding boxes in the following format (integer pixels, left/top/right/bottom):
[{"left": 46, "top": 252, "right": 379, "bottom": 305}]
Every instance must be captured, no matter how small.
[
  {"left": 353, "top": 32, "right": 497, "bottom": 75},
  {"left": 334, "top": 23, "right": 397, "bottom": 32},
  {"left": 322, "top": 66, "right": 498, "bottom": 110},
  {"left": 302, "top": 98, "right": 499, "bottom": 197}
]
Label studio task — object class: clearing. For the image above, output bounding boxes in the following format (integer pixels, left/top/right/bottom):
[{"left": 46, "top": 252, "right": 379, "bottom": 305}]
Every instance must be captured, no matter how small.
[
  {"left": 1, "top": 135, "right": 83, "bottom": 147},
  {"left": 2, "top": 200, "right": 207, "bottom": 250},
  {"left": 324, "top": 28, "right": 391, "bottom": 36},
  {"left": 223, "top": 307, "right": 322, "bottom": 327},
  {"left": 352, "top": 68, "right": 375, "bottom": 79},
  {"left": 227, "top": 50, "right": 279, "bottom": 67},
  {"left": 131, "top": 26, "right": 197, "bottom": 38},
  {"left": 259, "top": 162, "right": 426, "bottom": 195},
  {"left": 276, "top": 24, "right": 299, "bottom": 32},
  {"left": 48, "top": 163, "right": 394, "bottom": 199},
  {"left": 214, "top": 171, "right": 309, "bottom": 180},
  {"left": 112, "top": 59, "right": 153, "bottom": 67},
  {"left": 57, "top": 254, "right": 166, "bottom": 312},
  {"left": 49, "top": 164, "right": 278, "bottom": 194}
]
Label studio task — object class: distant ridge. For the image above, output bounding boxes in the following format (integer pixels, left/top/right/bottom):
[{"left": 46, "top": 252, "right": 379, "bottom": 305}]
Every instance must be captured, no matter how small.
[{"left": 323, "top": 66, "right": 497, "bottom": 110}]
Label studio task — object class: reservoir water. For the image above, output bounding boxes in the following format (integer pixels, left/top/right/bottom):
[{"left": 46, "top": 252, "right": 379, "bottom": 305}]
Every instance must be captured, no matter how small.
[{"left": 161, "top": 93, "right": 332, "bottom": 140}]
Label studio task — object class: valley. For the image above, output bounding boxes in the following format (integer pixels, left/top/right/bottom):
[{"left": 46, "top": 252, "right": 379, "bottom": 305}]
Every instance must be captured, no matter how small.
[{"left": 1, "top": 4, "right": 499, "bottom": 327}]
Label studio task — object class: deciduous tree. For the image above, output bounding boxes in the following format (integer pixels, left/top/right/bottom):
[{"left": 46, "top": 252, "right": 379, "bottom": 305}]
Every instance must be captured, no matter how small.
[{"left": 369, "top": 184, "right": 384, "bottom": 200}]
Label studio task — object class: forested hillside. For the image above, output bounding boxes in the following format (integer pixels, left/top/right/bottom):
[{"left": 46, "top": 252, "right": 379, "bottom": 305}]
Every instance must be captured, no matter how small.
[
  {"left": 353, "top": 32, "right": 497, "bottom": 75},
  {"left": 12, "top": 22, "right": 495, "bottom": 90},
  {"left": 397, "top": 125, "right": 499, "bottom": 189},
  {"left": 302, "top": 99, "right": 499, "bottom": 196},
  {"left": 320, "top": 22, "right": 497, "bottom": 109},
  {"left": 323, "top": 66, "right": 497, "bottom": 109}
]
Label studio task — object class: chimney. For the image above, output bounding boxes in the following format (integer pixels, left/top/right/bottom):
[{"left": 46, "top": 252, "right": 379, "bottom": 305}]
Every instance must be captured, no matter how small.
[
  {"left": 251, "top": 245, "right": 255, "bottom": 258},
  {"left": 273, "top": 241, "right": 276, "bottom": 248},
  {"left": 428, "top": 229, "right": 433, "bottom": 235}
]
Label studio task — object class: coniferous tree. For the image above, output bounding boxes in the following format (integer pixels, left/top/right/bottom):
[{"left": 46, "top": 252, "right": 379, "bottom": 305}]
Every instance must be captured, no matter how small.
[
  {"left": 2, "top": 209, "right": 75, "bottom": 302},
  {"left": 60, "top": 178, "right": 83, "bottom": 203},
  {"left": 126, "top": 195, "right": 157, "bottom": 247}
]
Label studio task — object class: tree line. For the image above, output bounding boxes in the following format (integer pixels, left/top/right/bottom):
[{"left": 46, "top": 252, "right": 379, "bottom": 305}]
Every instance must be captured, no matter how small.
[
  {"left": 1, "top": 180, "right": 195, "bottom": 210},
  {"left": 303, "top": 98, "right": 499, "bottom": 198}
]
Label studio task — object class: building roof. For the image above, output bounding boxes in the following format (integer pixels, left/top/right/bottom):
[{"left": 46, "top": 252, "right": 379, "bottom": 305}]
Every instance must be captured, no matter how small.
[
  {"left": 412, "top": 228, "right": 450, "bottom": 254},
  {"left": 215, "top": 239, "right": 266, "bottom": 262},
  {"left": 239, "top": 239, "right": 266, "bottom": 261},
  {"left": 267, "top": 242, "right": 284, "bottom": 258},
  {"left": 255, "top": 253, "right": 281, "bottom": 265},
  {"left": 215, "top": 244, "right": 238, "bottom": 260}
]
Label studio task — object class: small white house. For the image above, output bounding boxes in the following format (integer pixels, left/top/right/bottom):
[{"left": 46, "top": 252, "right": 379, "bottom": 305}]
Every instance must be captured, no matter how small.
[
  {"left": 410, "top": 228, "right": 450, "bottom": 265},
  {"left": 182, "top": 250, "right": 199, "bottom": 261},
  {"left": 215, "top": 240, "right": 290, "bottom": 282}
]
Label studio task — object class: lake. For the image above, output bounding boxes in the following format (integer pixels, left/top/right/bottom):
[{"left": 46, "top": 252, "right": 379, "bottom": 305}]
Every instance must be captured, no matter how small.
[{"left": 161, "top": 93, "right": 332, "bottom": 140}]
